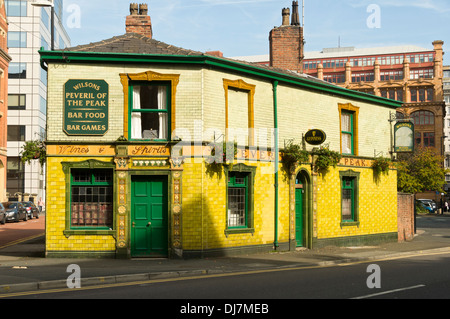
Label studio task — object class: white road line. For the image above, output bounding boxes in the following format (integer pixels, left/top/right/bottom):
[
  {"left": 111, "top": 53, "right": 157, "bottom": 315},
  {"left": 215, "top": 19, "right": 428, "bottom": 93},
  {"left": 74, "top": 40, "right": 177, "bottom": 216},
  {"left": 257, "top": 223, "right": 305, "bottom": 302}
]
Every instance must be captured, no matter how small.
[{"left": 352, "top": 284, "right": 426, "bottom": 299}]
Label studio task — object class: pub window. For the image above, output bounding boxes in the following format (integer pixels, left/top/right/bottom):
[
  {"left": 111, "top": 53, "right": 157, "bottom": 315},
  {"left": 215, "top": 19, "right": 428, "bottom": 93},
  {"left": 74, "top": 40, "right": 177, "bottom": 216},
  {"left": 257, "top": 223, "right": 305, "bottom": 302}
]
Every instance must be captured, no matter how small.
[
  {"left": 225, "top": 164, "right": 256, "bottom": 235},
  {"left": 340, "top": 171, "right": 360, "bottom": 226},
  {"left": 70, "top": 169, "right": 113, "bottom": 228},
  {"left": 341, "top": 111, "right": 354, "bottom": 155},
  {"left": 342, "top": 177, "right": 355, "bottom": 221},
  {"left": 227, "top": 172, "right": 249, "bottom": 228},
  {"left": 339, "top": 104, "right": 359, "bottom": 156},
  {"left": 130, "top": 82, "right": 169, "bottom": 141}
]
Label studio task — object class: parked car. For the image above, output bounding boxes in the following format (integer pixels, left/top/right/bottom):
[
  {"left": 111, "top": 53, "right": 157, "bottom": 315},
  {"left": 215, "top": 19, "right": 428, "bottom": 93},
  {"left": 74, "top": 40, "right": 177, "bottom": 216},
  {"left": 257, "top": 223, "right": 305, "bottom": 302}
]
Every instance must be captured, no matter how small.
[
  {"left": 415, "top": 200, "right": 433, "bottom": 213},
  {"left": 3, "top": 202, "right": 27, "bottom": 222},
  {"left": 0, "top": 202, "right": 5, "bottom": 225},
  {"left": 22, "top": 201, "right": 39, "bottom": 219},
  {"left": 418, "top": 199, "right": 437, "bottom": 213}
]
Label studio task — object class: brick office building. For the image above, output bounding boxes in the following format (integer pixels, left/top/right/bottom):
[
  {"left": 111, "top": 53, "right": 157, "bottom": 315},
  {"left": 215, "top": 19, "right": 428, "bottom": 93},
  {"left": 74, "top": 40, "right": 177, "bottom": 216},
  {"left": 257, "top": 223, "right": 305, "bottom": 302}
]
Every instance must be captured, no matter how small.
[
  {"left": 40, "top": 3, "right": 402, "bottom": 259},
  {"left": 0, "top": 0, "right": 11, "bottom": 202}
]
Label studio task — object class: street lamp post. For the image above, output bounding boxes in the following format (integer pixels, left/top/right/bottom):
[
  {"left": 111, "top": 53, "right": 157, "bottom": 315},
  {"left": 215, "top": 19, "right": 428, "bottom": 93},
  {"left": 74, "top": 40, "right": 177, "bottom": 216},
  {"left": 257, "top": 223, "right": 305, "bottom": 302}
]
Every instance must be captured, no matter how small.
[{"left": 31, "top": 0, "right": 54, "bottom": 51}]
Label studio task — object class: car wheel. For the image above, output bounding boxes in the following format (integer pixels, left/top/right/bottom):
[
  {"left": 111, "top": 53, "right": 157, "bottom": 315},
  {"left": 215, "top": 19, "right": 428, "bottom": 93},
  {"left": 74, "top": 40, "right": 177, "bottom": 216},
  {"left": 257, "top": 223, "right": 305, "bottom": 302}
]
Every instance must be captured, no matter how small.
[
  {"left": 1, "top": 215, "right": 5, "bottom": 225},
  {"left": 23, "top": 213, "right": 28, "bottom": 221}
]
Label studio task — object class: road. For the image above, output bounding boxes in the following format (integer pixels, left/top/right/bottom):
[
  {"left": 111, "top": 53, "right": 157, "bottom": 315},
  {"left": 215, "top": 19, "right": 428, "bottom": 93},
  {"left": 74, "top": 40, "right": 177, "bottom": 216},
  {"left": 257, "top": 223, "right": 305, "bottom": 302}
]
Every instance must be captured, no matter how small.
[
  {"left": 5, "top": 244, "right": 450, "bottom": 301},
  {"left": 0, "top": 214, "right": 45, "bottom": 249},
  {"left": 2, "top": 212, "right": 450, "bottom": 304}
]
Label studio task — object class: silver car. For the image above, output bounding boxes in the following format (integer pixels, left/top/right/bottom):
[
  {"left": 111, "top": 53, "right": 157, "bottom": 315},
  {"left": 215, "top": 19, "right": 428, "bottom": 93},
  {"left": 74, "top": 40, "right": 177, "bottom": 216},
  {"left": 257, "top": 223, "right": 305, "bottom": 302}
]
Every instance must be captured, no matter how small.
[
  {"left": 3, "top": 202, "right": 28, "bottom": 222},
  {"left": 0, "top": 203, "right": 5, "bottom": 225}
]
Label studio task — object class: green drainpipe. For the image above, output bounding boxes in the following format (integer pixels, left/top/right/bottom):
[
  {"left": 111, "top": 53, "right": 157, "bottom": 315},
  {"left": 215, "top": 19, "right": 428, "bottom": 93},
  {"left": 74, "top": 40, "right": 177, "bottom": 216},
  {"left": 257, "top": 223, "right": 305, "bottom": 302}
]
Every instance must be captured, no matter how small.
[{"left": 273, "top": 80, "right": 279, "bottom": 249}]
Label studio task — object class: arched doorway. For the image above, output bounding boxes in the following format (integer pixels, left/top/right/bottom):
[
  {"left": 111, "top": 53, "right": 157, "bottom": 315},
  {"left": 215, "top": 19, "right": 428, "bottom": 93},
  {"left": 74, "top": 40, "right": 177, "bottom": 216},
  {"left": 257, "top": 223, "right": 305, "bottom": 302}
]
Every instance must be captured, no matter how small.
[{"left": 294, "top": 169, "right": 312, "bottom": 249}]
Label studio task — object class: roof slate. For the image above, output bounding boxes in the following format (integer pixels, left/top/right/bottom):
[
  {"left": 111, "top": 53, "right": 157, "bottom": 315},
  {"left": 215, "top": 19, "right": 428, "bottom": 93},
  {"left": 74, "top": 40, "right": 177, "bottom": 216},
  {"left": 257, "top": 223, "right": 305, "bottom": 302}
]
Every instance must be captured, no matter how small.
[
  {"left": 65, "top": 33, "right": 204, "bottom": 56},
  {"left": 59, "top": 32, "right": 401, "bottom": 106},
  {"left": 63, "top": 32, "right": 333, "bottom": 85}
]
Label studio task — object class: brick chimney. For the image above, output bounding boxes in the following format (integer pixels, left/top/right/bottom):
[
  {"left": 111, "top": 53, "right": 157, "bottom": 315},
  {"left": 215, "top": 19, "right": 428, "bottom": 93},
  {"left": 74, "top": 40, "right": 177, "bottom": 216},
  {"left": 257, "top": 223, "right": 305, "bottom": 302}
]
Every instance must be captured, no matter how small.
[
  {"left": 126, "top": 3, "right": 153, "bottom": 39},
  {"left": 269, "top": 1, "right": 304, "bottom": 73}
]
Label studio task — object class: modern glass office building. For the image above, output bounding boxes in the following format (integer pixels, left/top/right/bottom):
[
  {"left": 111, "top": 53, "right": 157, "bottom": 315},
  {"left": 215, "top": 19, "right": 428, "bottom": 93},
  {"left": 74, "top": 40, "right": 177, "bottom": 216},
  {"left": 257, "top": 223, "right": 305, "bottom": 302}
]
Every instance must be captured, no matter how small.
[{"left": 5, "top": 0, "right": 70, "bottom": 202}]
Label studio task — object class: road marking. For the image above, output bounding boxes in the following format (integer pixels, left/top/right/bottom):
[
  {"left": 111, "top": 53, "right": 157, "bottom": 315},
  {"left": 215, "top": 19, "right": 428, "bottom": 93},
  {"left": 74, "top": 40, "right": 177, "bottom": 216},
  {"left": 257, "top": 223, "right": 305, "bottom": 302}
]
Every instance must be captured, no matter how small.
[
  {"left": 352, "top": 285, "right": 426, "bottom": 299},
  {"left": 0, "top": 234, "right": 44, "bottom": 250}
]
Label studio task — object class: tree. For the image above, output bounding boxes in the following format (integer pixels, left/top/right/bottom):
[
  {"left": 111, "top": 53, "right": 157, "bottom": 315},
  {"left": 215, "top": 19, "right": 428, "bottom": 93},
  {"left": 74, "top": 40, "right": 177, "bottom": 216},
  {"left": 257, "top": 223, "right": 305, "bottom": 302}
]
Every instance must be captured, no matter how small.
[{"left": 397, "top": 147, "right": 448, "bottom": 194}]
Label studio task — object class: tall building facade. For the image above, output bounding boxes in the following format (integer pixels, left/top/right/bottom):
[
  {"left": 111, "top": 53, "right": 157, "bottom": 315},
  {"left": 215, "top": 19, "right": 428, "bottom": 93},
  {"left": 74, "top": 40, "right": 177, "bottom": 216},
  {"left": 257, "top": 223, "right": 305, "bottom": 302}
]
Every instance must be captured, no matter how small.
[
  {"left": 5, "top": 0, "right": 70, "bottom": 201},
  {"left": 0, "top": 0, "right": 12, "bottom": 202}
]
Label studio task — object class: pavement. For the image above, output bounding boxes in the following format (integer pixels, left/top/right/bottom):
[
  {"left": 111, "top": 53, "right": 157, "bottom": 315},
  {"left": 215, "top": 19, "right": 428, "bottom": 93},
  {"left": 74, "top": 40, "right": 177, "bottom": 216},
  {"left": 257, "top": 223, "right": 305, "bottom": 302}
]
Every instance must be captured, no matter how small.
[{"left": 1, "top": 213, "right": 450, "bottom": 295}]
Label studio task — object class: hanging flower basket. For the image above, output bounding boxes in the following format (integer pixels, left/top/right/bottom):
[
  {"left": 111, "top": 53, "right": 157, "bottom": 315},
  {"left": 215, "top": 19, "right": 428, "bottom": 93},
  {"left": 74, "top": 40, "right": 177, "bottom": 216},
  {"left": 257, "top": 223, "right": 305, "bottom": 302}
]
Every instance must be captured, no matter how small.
[
  {"left": 312, "top": 146, "right": 342, "bottom": 174},
  {"left": 20, "top": 140, "right": 46, "bottom": 168}
]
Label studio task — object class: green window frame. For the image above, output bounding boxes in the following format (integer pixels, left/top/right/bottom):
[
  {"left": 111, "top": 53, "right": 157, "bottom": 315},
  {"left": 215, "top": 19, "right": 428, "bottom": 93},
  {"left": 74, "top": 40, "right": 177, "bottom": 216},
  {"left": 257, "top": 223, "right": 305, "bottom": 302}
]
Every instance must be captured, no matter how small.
[
  {"left": 225, "top": 163, "right": 256, "bottom": 235},
  {"left": 340, "top": 170, "right": 360, "bottom": 227},
  {"left": 70, "top": 169, "right": 114, "bottom": 229},
  {"left": 62, "top": 160, "right": 116, "bottom": 238},
  {"left": 129, "top": 81, "right": 171, "bottom": 142},
  {"left": 341, "top": 111, "right": 354, "bottom": 155},
  {"left": 227, "top": 172, "right": 249, "bottom": 229}
]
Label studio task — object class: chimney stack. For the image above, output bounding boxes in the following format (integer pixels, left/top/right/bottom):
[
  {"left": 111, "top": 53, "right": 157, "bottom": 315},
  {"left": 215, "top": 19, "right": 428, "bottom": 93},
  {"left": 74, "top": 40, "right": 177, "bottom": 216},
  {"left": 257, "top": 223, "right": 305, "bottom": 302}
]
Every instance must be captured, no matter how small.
[
  {"left": 126, "top": 3, "right": 153, "bottom": 39},
  {"left": 282, "top": 8, "right": 290, "bottom": 26},
  {"left": 269, "top": 1, "right": 305, "bottom": 73},
  {"left": 291, "top": 1, "right": 300, "bottom": 26}
]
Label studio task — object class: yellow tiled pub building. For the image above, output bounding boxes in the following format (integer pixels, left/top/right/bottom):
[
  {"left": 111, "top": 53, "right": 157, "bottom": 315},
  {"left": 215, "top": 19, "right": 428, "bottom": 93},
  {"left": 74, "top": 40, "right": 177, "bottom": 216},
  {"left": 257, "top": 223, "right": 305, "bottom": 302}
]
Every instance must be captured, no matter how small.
[{"left": 40, "top": 4, "right": 402, "bottom": 258}]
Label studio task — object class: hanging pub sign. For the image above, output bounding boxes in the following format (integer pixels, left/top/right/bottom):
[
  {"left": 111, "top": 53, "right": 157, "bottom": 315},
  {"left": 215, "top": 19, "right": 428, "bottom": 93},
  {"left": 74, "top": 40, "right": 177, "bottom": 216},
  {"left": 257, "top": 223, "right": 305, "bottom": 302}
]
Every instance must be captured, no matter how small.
[
  {"left": 304, "top": 129, "right": 327, "bottom": 145},
  {"left": 64, "top": 80, "right": 109, "bottom": 136},
  {"left": 394, "top": 121, "right": 414, "bottom": 153}
]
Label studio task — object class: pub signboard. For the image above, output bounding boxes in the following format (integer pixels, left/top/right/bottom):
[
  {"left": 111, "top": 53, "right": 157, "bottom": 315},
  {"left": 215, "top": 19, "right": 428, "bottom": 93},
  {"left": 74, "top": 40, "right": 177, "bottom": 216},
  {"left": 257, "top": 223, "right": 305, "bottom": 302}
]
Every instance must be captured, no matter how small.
[
  {"left": 64, "top": 79, "right": 109, "bottom": 136},
  {"left": 304, "top": 129, "right": 327, "bottom": 145},
  {"left": 394, "top": 121, "right": 414, "bottom": 153}
]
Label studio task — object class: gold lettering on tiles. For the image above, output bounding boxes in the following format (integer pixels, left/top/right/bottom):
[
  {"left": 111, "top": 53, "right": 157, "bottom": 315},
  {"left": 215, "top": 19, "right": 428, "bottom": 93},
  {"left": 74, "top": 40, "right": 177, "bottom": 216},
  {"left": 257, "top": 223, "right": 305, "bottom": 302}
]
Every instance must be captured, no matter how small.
[
  {"left": 47, "top": 145, "right": 115, "bottom": 156},
  {"left": 340, "top": 157, "right": 372, "bottom": 168},
  {"left": 129, "top": 145, "right": 170, "bottom": 156}
]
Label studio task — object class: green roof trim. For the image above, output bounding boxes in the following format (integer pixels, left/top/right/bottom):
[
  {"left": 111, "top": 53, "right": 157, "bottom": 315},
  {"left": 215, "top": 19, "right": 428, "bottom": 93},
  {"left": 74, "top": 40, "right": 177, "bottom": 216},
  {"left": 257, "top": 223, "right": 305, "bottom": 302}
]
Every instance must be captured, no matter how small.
[{"left": 39, "top": 49, "right": 403, "bottom": 109}]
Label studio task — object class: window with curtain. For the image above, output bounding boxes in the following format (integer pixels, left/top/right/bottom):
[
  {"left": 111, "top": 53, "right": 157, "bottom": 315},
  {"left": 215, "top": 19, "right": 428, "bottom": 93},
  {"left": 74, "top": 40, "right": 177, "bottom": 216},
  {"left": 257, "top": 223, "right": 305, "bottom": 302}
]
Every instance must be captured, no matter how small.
[
  {"left": 340, "top": 171, "right": 360, "bottom": 226},
  {"left": 342, "top": 177, "right": 354, "bottom": 221},
  {"left": 131, "top": 83, "right": 169, "bottom": 140},
  {"left": 227, "top": 172, "right": 248, "bottom": 228},
  {"left": 71, "top": 169, "right": 113, "bottom": 228},
  {"left": 341, "top": 111, "right": 354, "bottom": 155}
]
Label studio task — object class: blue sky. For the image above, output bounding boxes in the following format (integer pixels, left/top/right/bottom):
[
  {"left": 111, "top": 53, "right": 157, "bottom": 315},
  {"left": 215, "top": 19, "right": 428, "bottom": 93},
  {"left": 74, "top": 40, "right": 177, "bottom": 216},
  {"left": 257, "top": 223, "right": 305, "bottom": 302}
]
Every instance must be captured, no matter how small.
[{"left": 63, "top": 0, "right": 450, "bottom": 59}]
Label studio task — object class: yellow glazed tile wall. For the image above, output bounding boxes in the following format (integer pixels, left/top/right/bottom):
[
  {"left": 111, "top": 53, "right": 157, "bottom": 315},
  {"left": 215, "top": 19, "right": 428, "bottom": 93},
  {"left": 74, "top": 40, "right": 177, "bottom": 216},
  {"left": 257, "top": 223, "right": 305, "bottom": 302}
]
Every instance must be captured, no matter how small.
[
  {"left": 316, "top": 166, "right": 398, "bottom": 240},
  {"left": 45, "top": 157, "right": 116, "bottom": 253},
  {"left": 181, "top": 158, "right": 289, "bottom": 251}
]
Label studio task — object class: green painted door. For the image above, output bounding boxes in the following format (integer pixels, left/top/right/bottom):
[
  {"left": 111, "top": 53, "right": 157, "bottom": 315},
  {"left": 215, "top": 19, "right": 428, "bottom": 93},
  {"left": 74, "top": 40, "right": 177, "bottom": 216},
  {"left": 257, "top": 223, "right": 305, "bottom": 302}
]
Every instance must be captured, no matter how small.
[
  {"left": 295, "top": 188, "right": 303, "bottom": 247},
  {"left": 131, "top": 175, "right": 168, "bottom": 257}
]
